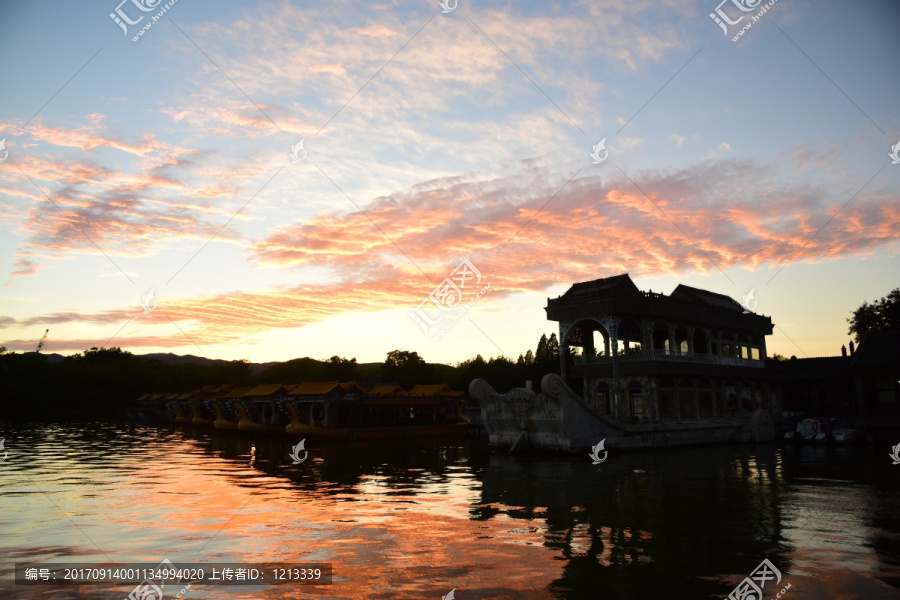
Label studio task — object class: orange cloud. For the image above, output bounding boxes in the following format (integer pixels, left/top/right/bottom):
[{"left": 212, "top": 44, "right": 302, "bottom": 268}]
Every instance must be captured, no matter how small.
[{"left": 7, "top": 156, "right": 898, "bottom": 353}]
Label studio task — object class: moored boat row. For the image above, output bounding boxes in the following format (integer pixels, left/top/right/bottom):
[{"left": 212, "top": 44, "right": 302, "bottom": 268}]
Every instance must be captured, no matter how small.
[{"left": 126, "top": 381, "right": 469, "bottom": 439}]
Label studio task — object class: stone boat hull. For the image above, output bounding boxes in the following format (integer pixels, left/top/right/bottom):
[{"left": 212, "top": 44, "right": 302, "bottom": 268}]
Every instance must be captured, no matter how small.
[{"left": 470, "top": 373, "right": 774, "bottom": 453}]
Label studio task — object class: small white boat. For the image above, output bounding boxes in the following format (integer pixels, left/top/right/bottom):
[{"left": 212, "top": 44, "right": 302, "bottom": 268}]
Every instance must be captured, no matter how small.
[
  {"left": 832, "top": 427, "right": 860, "bottom": 444},
  {"left": 784, "top": 418, "right": 828, "bottom": 443}
]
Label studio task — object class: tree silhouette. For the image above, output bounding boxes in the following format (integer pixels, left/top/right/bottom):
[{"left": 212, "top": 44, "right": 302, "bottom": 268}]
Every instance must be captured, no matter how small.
[
  {"left": 322, "top": 355, "right": 358, "bottom": 381},
  {"left": 848, "top": 288, "right": 900, "bottom": 342},
  {"left": 382, "top": 350, "right": 434, "bottom": 389}
]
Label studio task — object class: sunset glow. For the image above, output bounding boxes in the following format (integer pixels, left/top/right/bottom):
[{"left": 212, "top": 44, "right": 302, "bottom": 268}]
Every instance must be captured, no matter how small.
[{"left": 1, "top": 0, "right": 898, "bottom": 364}]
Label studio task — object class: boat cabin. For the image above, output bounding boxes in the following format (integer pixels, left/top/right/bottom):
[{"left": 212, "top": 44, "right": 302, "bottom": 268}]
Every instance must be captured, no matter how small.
[{"left": 242, "top": 384, "right": 290, "bottom": 427}]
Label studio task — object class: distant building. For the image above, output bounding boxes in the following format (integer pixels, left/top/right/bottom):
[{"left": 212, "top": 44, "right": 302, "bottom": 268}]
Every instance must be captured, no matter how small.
[
  {"left": 770, "top": 355, "right": 854, "bottom": 417},
  {"left": 851, "top": 331, "right": 900, "bottom": 442}
]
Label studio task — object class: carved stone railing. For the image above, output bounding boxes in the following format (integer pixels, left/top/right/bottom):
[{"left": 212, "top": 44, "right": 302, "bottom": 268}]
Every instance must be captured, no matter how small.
[{"left": 572, "top": 350, "right": 763, "bottom": 367}]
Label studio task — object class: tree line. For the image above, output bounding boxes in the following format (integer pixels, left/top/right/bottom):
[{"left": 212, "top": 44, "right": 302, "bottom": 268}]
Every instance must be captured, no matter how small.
[
  {"left": 0, "top": 333, "right": 565, "bottom": 420},
  {"left": 3, "top": 284, "right": 894, "bottom": 421}
]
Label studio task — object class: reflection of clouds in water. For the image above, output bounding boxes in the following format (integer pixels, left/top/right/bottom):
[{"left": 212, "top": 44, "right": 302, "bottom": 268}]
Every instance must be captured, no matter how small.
[{"left": 1, "top": 427, "right": 898, "bottom": 598}]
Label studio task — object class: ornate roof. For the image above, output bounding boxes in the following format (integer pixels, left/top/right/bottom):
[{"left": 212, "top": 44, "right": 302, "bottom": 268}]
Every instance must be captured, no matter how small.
[
  {"left": 288, "top": 381, "right": 341, "bottom": 395},
  {"left": 670, "top": 284, "right": 744, "bottom": 311},
  {"left": 546, "top": 272, "right": 772, "bottom": 333},
  {"left": 367, "top": 385, "right": 407, "bottom": 396},
  {"left": 851, "top": 331, "right": 900, "bottom": 370},
  {"left": 553, "top": 273, "right": 641, "bottom": 302},
  {"left": 244, "top": 384, "right": 288, "bottom": 397},
  {"left": 407, "top": 384, "right": 463, "bottom": 397}
]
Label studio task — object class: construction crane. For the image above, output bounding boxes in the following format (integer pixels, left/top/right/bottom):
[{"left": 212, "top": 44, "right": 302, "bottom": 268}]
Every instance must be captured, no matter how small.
[{"left": 35, "top": 329, "right": 49, "bottom": 353}]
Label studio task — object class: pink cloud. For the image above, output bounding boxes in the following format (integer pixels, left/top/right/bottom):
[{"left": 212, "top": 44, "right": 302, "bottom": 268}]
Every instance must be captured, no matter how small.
[{"left": 11, "top": 156, "right": 898, "bottom": 353}]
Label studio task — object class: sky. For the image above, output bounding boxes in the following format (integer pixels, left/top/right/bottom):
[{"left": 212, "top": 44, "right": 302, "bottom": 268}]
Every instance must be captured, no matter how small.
[{"left": 0, "top": 0, "right": 898, "bottom": 368}]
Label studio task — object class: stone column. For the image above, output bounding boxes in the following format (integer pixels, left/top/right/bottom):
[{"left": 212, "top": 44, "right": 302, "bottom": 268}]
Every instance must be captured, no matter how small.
[
  {"left": 693, "top": 379, "right": 700, "bottom": 419},
  {"left": 610, "top": 320, "right": 622, "bottom": 418},
  {"left": 559, "top": 323, "right": 567, "bottom": 379},
  {"left": 673, "top": 379, "right": 681, "bottom": 420}
]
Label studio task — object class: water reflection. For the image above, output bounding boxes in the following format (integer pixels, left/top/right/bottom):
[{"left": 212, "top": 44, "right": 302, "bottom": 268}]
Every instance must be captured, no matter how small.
[{"left": 0, "top": 423, "right": 898, "bottom": 599}]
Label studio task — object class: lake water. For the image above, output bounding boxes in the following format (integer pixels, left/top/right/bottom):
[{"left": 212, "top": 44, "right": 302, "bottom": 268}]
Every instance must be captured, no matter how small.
[{"left": 1, "top": 422, "right": 898, "bottom": 599}]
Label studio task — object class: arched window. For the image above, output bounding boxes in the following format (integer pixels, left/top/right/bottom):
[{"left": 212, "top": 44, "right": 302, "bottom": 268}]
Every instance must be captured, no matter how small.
[
  {"left": 698, "top": 379, "right": 713, "bottom": 417},
  {"left": 751, "top": 335, "right": 763, "bottom": 360},
  {"left": 722, "top": 332, "right": 735, "bottom": 358},
  {"left": 693, "top": 328, "right": 709, "bottom": 354},
  {"left": 618, "top": 318, "right": 643, "bottom": 355},
  {"left": 678, "top": 377, "right": 695, "bottom": 418},
  {"left": 657, "top": 377, "right": 676, "bottom": 419},
  {"left": 653, "top": 321, "right": 670, "bottom": 353},
  {"left": 628, "top": 380, "right": 643, "bottom": 418},
  {"left": 674, "top": 325, "right": 689, "bottom": 355},
  {"left": 597, "top": 381, "right": 612, "bottom": 415}
]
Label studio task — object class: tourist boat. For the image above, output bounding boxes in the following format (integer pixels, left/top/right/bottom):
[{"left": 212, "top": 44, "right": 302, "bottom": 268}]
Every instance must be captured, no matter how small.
[
  {"left": 283, "top": 382, "right": 467, "bottom": 439},
  {"left": 170, "top": 402, "right": 190, "bottom": 424},
  {"left": 234, "top": 384, "right": 291, "bottom": 433},
  {"left": 832, "top": 426, "right": 861, "bottom": 444},
  {"left": 188, "top": 385, "right": 233, "bottom": 426},
  {"left": 783, "top": 418, "right": 830, "bottom": 443},
  {"left": 125, "top": 393, "right": 170, "bottom": 423},
  {"left": 166, "top": 392, "right": 194, "bottom": 425},
  {"left": 470, "top": 274, "right": 779, "bottom": 453},
  {"left": 803, "top": 418, "right": 861, "bottom": 445},
  {"left": 128, "top": 382, "right": 469, "bottom": 439},
  {"left": 189, "top": 401, "right": 215, "bottom": 427},
  {"left": 207, "top": 386, "right": 251, "bottom": 430},
  {"left": 210, "top": 400, "right": 239, "bottom": 430}
]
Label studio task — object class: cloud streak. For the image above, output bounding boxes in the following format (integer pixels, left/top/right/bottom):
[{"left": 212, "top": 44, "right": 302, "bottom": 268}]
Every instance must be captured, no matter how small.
[{"left": 6, "top": 154, "right": 898, "bottom": 352}]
